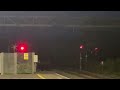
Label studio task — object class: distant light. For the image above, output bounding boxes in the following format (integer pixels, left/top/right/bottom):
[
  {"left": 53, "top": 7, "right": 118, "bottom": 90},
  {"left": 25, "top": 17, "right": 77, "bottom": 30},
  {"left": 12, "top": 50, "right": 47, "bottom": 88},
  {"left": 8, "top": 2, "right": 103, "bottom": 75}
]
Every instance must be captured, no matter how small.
[
  {"left": 80, "top": 45, "right": 84, "bottom": 49},
  {"left": 95, "top": 48, "right": 98, "bottom": 50}
]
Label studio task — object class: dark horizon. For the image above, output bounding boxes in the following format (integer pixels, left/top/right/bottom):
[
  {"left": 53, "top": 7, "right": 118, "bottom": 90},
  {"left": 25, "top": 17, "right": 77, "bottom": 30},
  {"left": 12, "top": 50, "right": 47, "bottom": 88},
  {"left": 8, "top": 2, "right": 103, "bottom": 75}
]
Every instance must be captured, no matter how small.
[{"left": 0, "top": 29, "right": 120, "bottom": 57}]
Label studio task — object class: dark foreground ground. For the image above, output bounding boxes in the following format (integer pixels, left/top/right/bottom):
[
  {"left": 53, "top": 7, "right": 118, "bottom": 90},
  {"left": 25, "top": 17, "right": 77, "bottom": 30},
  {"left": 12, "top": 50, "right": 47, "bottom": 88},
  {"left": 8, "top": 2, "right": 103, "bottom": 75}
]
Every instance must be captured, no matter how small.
[{"left": 0, "top": 70, "right": 114, "bottom": 79}]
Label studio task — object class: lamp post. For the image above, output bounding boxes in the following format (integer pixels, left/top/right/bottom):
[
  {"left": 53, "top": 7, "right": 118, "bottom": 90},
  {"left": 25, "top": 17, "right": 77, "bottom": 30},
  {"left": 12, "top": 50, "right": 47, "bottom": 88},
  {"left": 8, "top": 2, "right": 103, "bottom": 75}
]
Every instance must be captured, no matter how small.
[
  {"left": 79, "top": 45, "right": 83, "bottom": 71},
  {"left": 80, "top": 52, "right": 82, "bottom": 71},
  {"left": 85, "top": 51, "right": 88, "bottom": 71}
]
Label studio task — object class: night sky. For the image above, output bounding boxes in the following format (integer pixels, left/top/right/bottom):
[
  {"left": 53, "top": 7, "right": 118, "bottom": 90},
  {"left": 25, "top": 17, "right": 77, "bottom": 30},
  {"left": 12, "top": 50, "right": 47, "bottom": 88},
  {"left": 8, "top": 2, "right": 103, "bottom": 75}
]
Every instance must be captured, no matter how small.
[
  {"left": 0, "top": 11, "right": 120, "bottom": 68},
  {"left": 0, "top": 28, "right": 120, "bottom": 57}
]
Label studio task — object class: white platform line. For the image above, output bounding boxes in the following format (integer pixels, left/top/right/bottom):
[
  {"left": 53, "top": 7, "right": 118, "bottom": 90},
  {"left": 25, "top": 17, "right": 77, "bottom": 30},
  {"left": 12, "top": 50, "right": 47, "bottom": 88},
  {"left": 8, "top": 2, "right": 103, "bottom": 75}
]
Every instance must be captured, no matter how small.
[{"left": 55, "top": 73, "right": 70, "bottom": 79}]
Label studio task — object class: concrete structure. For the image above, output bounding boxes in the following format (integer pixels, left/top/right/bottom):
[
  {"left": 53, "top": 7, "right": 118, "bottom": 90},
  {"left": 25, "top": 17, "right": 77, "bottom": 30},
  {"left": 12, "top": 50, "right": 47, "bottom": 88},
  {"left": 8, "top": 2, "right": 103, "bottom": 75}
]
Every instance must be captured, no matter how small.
[{"left": 0, "top": 52, "right": 38, "bottom": 75}]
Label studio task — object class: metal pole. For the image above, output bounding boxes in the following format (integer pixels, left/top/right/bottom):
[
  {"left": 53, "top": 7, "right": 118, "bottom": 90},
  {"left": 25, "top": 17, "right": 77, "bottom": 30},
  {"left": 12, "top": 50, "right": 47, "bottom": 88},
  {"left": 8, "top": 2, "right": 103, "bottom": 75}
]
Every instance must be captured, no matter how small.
[
  {"left": 85, "top": 51, "right": 88, "bottom": 62},
  {"left": 13, "top": 44, "right": 17, "bottom": 53},
  {"left": 8, "top": 45, "right": 9, "bottom": 53},
  {"left": 13, "top": 46, "right": 15, "bottom": 53},
  {"left": 1, "top": 52, "right": 4, "bottom": 75},
  {"left": 80, "top": 52, "right": 82, "bottom": 71},
  {"left": 101, "top": 61, "right": 104, "bottom": 73},
  {"left": 102, "top": 65, "right": 103, "bottom": 73},
  {"left": 85, "top": 51, "right": 88, "bottom": 71}
]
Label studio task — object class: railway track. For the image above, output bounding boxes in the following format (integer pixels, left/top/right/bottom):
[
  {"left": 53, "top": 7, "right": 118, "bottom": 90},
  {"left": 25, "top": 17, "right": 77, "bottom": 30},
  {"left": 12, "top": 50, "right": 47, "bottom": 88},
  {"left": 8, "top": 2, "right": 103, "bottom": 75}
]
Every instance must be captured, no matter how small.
[{"left": 54, "top": 70, "right": 114, "bottom": 79}]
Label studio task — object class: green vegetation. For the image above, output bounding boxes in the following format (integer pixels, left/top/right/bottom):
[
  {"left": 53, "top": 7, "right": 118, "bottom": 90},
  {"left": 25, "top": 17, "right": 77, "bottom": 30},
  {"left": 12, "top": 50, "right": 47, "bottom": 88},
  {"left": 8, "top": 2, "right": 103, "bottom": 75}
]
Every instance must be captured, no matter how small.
[{"left": 84, "top": 58, "right": 120, "bottom": 78}]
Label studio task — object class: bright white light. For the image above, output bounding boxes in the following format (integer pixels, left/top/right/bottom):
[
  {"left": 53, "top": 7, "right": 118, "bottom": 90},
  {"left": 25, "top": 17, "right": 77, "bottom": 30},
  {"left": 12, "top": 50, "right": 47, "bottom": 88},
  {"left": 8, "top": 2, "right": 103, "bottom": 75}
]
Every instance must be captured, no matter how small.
[{"left": 21, "top": 47, "right": 24, "bottom": 50}]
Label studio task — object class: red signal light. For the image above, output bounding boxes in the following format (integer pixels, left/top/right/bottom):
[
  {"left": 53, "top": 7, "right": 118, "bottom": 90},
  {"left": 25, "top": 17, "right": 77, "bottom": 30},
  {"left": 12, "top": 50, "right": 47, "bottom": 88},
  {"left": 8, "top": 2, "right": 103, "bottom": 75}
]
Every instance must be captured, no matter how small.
[
  {"left": 16, "top": 42, "right": 28, "bottom": 52},
  {"left": 95, "top": 48, "right": 98, "bottom": 51},
  {"left": 18, "top": 45, "right": 26, "bottom": 52},
  {"left": 80, "top": 45, "right": 84, "bottom": 49},
  {"left": 20, "top": 46, "right": 24, "bottom": 51}
]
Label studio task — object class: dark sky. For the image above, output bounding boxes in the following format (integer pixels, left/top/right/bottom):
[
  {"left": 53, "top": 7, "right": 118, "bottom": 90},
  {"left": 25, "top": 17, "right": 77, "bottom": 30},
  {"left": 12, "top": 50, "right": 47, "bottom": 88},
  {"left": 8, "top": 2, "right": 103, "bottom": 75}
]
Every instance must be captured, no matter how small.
[{"left": 0, "top": 27, "right": 120, "bottom": 57}]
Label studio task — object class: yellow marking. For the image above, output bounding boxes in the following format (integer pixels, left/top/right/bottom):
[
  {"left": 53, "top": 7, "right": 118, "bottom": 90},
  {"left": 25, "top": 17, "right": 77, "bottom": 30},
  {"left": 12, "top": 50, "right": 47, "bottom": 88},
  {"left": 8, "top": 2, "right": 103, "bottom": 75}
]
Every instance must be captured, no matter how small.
[
  {"left": 24, "top": 53, "right": 29, "bottom": 60},
  {"left": 37, "top": 74, "right": 45, "bottom": 79}
]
